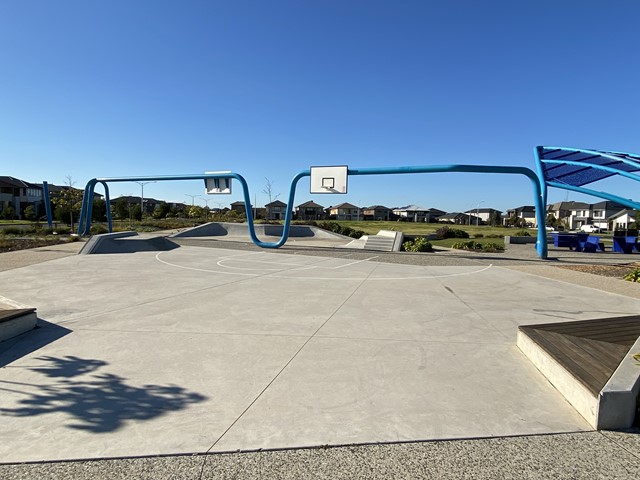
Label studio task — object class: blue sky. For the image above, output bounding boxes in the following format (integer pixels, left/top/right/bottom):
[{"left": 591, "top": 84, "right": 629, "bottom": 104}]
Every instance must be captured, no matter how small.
[{"left": 1, "top": 1, "right": 639, "bottom": 213}]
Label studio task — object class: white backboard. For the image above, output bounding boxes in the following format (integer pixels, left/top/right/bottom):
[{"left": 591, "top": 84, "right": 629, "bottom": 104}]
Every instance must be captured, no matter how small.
[
  {"left": 310, "top": 165, "right": 348, "bottom": 194},
  {"left": 204, "top": 172, "right": 232, "bottom": 194}
]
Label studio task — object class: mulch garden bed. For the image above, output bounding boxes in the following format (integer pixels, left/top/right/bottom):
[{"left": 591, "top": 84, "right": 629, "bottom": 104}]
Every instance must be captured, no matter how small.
[{"left": 557, "top": 262, "right": 640, "bottom": 279}]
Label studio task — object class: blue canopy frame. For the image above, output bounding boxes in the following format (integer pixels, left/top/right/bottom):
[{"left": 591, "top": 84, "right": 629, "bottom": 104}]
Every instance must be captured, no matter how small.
[{"left": 534, "top": 146, "right": 640, "bottom": 210}]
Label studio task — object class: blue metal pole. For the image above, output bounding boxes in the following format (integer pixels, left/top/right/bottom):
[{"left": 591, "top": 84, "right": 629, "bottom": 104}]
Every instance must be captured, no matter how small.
[
  {"left": 546, "top": 181, "right": 640, "bottom": 210},
  {"left": 42, "top": 181, "right": 53, "bottom": 228},
  {"left": 99, "top": 181, "right": 113, "bottom": 233}
]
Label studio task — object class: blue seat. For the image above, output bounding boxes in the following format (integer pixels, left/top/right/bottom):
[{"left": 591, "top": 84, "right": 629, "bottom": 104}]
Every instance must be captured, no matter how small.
[
  {"left": 613, "top": 237, "right": 634, "bottom": 254},
  {"left": 582, "top": 236, "right": 602, "bottom": 253}
]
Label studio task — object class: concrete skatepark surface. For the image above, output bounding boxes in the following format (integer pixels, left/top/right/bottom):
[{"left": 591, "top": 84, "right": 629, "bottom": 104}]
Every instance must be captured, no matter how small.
[{"left": 0, "top": 238, "right": 639, "bottom": 477}]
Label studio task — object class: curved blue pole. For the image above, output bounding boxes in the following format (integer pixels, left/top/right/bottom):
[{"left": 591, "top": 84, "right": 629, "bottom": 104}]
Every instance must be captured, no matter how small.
[
  {"left": 77, "top": 164, "right": 548, "bottom": 258},
  {"left": 344, "top": 164, "right": 547, "bottom": 258},
  {"left": 42, "top": 181, "right": 53, "bottom": 228},
  {"left": 546, "top": 181, "right": 640, "bottom": 210}
]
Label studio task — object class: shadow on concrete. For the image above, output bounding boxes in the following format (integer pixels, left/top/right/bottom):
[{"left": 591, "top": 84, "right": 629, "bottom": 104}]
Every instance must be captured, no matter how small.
[
  {"left": 0, "top": 320, "right": 72, "bottom": 368},
  {"left": 0, "top": 355, "right": 207, "bottom": 433}
]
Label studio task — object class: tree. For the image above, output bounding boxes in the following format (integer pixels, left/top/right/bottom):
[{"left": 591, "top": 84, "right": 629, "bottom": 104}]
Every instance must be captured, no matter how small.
[
  {"left": 153, "top": 202, "right": 171, "bottom": 219},
  {"left": 113, "top": 198, "right": 130, "bottom": 220},
  {"left": 130, "top": 204, "right": 142, "bottom": 221},
  {"left": 489, "top": 211, "right": 501, "bottom": 226},
  {"left": 92, "top": 199, "right": 107, "bottom": 222},
  {"left": 262, "top": 177, "right": 280, "bottom": 204},
  {"left": 1, "top": 205, "right": 15, "bottom": 220},
  {"left": 23, "top": 205, "right": 36, "bottom": 221},
  {"left": 186, "top": 205, "right": 205, "bottom": 218},
  {"left": 51, "top": 176, "right": 83, "bottom": 229}
]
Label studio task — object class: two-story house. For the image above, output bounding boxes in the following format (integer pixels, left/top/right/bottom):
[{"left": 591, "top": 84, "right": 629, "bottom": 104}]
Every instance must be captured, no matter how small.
[
  {"left": 361, "top": 205, "right": 392, "bottom": 221},
  {"left": 295, "top": 201, "right": 325, "bottom": 221},
  {"left": 328, "top": 203, "right": 359, "bottom": 220},
  {"left": 463, "top": 207, "right": 502, "bottom": 225},
  {"left": 505, "top": 206, "right": 537, "bottom": 227},
  {"left": 0, "top": 176, "right": 44, "bottom": 219},
  {"left": 265, "top": 200, "right": 287, "bottom": 220}
]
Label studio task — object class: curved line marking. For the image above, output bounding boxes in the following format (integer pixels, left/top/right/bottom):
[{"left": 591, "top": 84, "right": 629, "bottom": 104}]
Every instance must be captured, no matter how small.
[{"left": 156, "top": 252, "right": 494, "bottom": 280}]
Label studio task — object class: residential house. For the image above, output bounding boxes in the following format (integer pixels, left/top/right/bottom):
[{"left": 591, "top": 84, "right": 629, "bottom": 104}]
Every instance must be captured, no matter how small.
[
  {"left": 463, "top": 208, "right": 502, "bottom": 225},
  {"left": 609, "top": 209, "right": 636, "bottom": 230},
  {"left": 295, "top": 201, "right": 325, "bottom": 221},
  {"left": 589, "top": 201, "right": 626, "bottom": 231},
  {"left": 328, "top": 203, "right": 359, "bottom": 220},
  {"left": 0, "top": 176, "right": 45, "bottom": 219},
  {"left": 557, "top": 200, "right": 626, "bottom": 230},
  {"left": 265, "top": 200, "right": 287, "bottom": 220},
  {"left": 362, "top": 205, "right": 392, "bottom": 221},
  {"left": 230, "top": 201, "right": 248, "bottom": 215},
  {"left": 438, "top": 212, "right": 479, "bottom": 225},
  {"left": 505, "top": 206, "right": 537, "bottom": 227},
  {"left": 392, "top": 205, "right": 444, "bottom": 223}
]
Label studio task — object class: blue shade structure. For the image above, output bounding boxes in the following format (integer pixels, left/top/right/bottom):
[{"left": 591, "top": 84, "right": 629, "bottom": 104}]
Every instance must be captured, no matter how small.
[{"left": 534, "top": 146, "right": 640, "bottom": 210}]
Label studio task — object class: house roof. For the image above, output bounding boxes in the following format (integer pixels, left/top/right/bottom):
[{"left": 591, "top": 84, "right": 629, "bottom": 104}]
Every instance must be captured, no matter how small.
[
  {"left": 331, "top": 202, "right": 358, "bottom": 209},
  {"left": 608, "top": 209, "right": 636, "bottom": 220},
  {"left": 0, "top": 176, "right": 30, "bottom": 188},
  {"left": 393, "top": 204, "right": 429, "bottom": 212},
  {"left": 296, "top": 200, "right": 324, "bottom": 209},
  {"left": 265, "top": 200, "right": 287, "bottom": 207},
  {"left": 463, "top": 208, "right": 501, "bottom": 214},
  {"left": 363, "top": 205, "right": 391, "bottom": 210}
]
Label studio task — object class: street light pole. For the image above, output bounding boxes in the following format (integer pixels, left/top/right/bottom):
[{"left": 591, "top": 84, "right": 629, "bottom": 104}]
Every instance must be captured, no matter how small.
[
  {"left": 134, "top": 181, "right": 156, "bottom": 218},
  {"left": 185, "top": 194, "right": 200, "bottom": 206}
]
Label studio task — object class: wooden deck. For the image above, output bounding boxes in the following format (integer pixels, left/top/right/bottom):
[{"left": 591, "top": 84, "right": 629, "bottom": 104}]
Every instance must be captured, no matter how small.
[{"left": 519, "top": 315, "right": 640, "bottom": 396}]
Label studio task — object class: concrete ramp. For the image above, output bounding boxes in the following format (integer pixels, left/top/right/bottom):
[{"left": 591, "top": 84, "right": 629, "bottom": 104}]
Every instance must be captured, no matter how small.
[
  {"left": 171, "top": 222, "right": 352, "bottom": 241},
  {"left": 80, "top": 232, "right": 179, "bottom": 255}
]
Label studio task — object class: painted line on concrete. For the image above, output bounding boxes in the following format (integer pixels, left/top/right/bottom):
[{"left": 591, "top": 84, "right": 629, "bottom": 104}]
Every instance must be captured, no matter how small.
[{"left": 156, "top": 251, "right": 494, "bottom": 281}]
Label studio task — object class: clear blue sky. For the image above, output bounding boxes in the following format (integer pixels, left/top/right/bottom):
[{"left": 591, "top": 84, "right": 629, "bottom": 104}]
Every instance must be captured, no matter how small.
[{"left": 2, "top": 1, "right": 639, "bottom": 213}]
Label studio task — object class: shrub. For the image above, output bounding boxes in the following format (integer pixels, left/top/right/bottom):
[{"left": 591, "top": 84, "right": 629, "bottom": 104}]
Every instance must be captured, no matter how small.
[
  {"left": 435, "top": 226, "right": 469, "bottom": 239},
  {"left": 1, "top": 227, "right": 22, "bottom": 235},
  {"left": 55, "top": 227, "right": 71, "bottom": 235},
  {"left": 623, "top": 269, "right": 640, "bottom": 283},
  {"left": 474, "top": 233, "right": 484, "bottom": 238},
  {"left": 514, "top": 229, "right": 531, "bottom": 237},
  {"left": 90, "top": 224, "right": 109, "bottom": 235},
  {"left": 402, "top": 237, "right": 433, "bottom": 252},
  {"left": 451, "top": 240, "right": 504, "bottom": 252},
  {"left": 316, "top": 222, "right": 365, "bottom": 239}
]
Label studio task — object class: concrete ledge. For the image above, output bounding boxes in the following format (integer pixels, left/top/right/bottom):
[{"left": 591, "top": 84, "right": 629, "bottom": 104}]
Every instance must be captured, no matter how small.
[
  {"left": 599, "top": 337, "right": 640, "bottom": 429},
  {"left": 517, "top": 330, "right": 599, "bottom": 427},
  {"left": 517, "top": 328, "right": 640, "bottom": 429},
  {"left": 505, "top": 235, "right": 537, "bottom": 245},
  {"left": 0, "top": 296, "right": 37, "bottom": 343}
]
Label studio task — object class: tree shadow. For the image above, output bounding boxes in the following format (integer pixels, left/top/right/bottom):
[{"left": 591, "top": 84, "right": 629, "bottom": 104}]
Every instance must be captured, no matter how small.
[
  {"left": 0, "top": 355, "right": 207, "bottom": 433},
  {"left": 0, "top": 319, "right": 72, "bottom": 368}
]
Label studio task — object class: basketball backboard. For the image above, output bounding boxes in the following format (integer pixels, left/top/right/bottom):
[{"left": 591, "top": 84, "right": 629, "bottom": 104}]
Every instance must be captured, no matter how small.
[
  {"left": 204, "top": 172, "right": 232, "bottom": 194},
  {"left": 310, "top": 166, "right": 348, "bottom": 194}
]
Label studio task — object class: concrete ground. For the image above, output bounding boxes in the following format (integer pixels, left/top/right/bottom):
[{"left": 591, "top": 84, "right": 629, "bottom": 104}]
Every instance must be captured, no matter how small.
[{"left": 0, "top": 238, "right": 639, "bottom": 478}]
